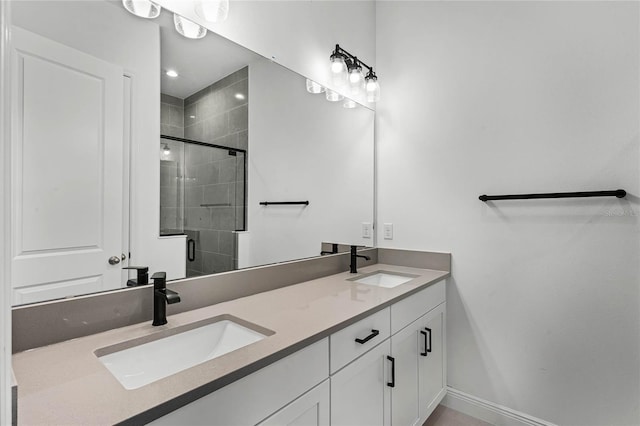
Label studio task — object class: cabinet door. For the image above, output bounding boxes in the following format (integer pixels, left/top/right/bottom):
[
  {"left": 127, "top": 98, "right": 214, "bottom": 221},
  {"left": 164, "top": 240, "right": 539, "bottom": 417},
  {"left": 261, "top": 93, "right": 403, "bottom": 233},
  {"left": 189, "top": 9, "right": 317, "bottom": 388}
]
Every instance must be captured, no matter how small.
[
  {"left": 259, "top": 379, "right": 329, "bottom": 426},
  {"left": 331, "top": 340, "right": 392, "bottom": 426},
  {"left": 390, "top": 320, "right": 421, "bottom": 426},
  {"left": 418, "top": 304, "right": 446, "bottom": 421}
]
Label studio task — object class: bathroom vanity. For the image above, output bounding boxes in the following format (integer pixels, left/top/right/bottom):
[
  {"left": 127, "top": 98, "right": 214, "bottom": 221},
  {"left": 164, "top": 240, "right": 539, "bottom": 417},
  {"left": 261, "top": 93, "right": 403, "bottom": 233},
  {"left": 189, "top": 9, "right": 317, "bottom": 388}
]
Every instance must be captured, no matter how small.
[{"left": 11, "top": 249, "right": 449, "bottom": 425}]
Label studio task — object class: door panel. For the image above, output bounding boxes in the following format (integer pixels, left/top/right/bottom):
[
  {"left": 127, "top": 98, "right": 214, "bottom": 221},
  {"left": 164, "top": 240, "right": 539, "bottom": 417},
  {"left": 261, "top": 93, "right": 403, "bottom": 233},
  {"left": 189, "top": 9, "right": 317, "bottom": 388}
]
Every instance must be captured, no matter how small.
[
  {"left": 330, "top": 340, "right": 391, "bottom": 426},
  {"left": 418, "top": 304, "right": 445, "bottom": 421},
  {"left": 11, "top": 27, "right": 124, "bottom": 303},
  {"left": 391, "top": 320, "right": 421, "bottom": 426}
]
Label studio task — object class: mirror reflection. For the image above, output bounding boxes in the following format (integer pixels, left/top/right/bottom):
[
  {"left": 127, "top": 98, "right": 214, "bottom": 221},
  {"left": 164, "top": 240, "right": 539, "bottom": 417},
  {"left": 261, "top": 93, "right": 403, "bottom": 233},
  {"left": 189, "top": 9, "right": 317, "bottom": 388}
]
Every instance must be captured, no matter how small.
[{"left": 10, "top": 0, "right": 374, "bottom": 305}]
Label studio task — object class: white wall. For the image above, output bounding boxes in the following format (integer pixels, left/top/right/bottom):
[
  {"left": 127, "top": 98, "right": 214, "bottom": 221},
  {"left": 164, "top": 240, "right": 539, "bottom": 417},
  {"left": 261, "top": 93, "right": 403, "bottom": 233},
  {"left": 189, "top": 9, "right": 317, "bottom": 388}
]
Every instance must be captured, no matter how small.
[
  {"left": 11, "top": 1, "right": 185, "bottom": 281},
  {"left": 242, "top": 58, "right": 375, "bottom": 267},
  {"left": 155, "top": 0, "right": 376, "bottom": 106},
  {"left": 377, "top": 2, "right": 639, "bottom": 425}
]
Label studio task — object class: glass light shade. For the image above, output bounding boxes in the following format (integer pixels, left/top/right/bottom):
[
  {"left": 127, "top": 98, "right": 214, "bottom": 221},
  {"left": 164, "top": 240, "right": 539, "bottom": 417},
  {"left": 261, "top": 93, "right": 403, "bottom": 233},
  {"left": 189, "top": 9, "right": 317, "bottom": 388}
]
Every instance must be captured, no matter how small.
[
  {"left": 325, "top": 89, "right": 344, "bottom": 102},
  {"left": 306, "top": 79, "right": 325, "bottom": 94},
  {"left": 174, "top": 14, "right": 207, "bottom": 39},
  {"left": 349, "top": 68, "right": 364, "bottom": 95},
  {"left": 343, "top": 99, "right": 357, "bottom": 109},
  {"left": 366, "top": 77, "right": 380, "bottom": 102},
  {"left": 195, "top": 0, "right": 229, "bottom": 22},
  {"left": 330, "top": 55, "right": 348, "bottom": 87},
  {"left": 122, "top": 0, "right": 161, "bottom": 18}
]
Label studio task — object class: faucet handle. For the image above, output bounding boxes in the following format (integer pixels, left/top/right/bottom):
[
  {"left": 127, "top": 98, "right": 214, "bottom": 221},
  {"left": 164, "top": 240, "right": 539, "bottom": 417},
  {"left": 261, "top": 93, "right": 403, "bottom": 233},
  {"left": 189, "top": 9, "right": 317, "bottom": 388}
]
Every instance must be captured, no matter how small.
[
  {"left": 151, "top": 272, "right": 166, "bottom": 290},
  {"left": 151, "top": 272, "right": 166, "bottom": 280}
]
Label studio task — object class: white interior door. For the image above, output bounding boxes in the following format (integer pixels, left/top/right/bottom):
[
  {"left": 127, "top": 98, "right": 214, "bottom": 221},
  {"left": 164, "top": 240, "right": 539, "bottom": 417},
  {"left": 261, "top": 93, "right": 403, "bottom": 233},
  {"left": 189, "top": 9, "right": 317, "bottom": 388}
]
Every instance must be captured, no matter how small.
[{"left": 11, "top": 27, "right": 124, "bottom": 304}]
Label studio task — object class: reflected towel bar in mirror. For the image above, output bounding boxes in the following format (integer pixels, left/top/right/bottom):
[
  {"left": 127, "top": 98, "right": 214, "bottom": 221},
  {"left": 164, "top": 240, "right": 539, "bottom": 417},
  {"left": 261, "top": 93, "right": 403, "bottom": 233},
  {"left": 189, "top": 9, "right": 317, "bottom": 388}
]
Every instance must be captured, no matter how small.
[
  {"left": 259, "top": 201, "right": 310, "bottom": 206},
  {"left": 479, "top": 189, "right": 626, "bottom": 202}
]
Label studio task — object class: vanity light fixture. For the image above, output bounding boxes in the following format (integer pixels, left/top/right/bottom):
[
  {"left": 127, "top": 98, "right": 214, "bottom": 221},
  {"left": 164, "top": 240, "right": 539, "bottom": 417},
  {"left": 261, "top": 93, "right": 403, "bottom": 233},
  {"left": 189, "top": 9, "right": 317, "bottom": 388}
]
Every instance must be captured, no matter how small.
[
  {"left": 174, "top": 13, "right": 207, "bottom": 39},
  {"left": 162, "top": 143, "right": 171, "bottom": 156},
  {"left": 343, "top": 99, "right": 357, "bottom": 109},
  {"left": 325, "top": 89, "right": 344, "bottom": 102},
  {"left": 305, "top": 79, "right": 325, "bottom": 94},
  {"left": 330, "top": 45, "right": 379, "bottom": 102},
  {"left": 122, "top": 0, "right": 161, "bottom": 19},
  {"left": 195, "top": 0, "right": 229, "bottom": 23},
  {"left": 166, "top": 69, "right": 179, "bottom": 78}
]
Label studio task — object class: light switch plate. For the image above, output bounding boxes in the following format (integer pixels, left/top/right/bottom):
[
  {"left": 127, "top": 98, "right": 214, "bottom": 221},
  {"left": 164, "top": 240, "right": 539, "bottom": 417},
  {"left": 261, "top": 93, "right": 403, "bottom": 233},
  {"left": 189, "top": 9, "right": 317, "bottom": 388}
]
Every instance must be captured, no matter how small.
[
  {"left": 383, "top": 223, "right": 393, "bottom": 240},
  {"left": 362, "top": 222, "right": 372, "bottom": 238}
]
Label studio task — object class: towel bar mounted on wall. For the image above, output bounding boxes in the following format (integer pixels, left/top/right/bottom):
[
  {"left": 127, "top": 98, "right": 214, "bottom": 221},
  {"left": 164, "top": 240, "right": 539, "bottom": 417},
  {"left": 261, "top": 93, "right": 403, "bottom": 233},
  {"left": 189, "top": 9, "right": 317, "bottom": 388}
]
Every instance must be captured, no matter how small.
[
  {"left": 259, "top": 201, "right": 310, "bottom": 206},
  {"left": 479, "top": 189, "right": 626, "bottom": 202}
]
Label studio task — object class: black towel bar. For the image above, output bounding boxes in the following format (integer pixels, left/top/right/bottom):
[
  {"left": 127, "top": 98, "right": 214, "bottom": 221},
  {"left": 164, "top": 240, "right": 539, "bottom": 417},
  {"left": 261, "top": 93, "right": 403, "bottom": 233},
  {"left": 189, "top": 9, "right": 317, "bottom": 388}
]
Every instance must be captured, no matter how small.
[
  {"left": 259, "top": 201, "right": 309, "bottom": 206},
  {"left": 479, "top": 189, "right": 626, "bottom": 202}
]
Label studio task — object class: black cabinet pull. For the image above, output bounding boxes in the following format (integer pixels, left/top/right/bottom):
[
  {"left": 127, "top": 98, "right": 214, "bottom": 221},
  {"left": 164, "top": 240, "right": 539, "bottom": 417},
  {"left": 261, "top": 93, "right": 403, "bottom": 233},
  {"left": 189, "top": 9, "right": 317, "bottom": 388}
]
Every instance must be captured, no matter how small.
[
  {"left": 187, "top": 239, "right": 196, "bottom": 262},
  {"left": 425, "top": 327, "right": 432, "bottom": 353},
  {"left": 387, "top": 356, "right": 395, "bottom": 388},
  {"left": 355, "top": 329, "right": 379, "bottom": 344},
  {"left": 420, "top": 330, "right": 428, "bottom": 357}
]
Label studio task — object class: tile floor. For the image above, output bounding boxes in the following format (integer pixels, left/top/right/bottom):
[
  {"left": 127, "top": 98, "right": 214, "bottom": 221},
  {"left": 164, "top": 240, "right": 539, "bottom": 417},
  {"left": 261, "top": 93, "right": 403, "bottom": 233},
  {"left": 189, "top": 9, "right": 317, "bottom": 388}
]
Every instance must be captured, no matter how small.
[{"left": 424, "top": 405, "right": 493, "bottom": 426}]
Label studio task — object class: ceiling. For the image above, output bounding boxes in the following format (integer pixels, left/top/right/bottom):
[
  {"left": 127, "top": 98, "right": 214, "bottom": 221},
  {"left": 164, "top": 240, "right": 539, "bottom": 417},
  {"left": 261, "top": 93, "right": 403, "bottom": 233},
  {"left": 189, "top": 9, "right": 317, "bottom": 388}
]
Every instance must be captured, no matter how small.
[{"left": 157, "top": 11, "right": 259, "bottom": 99}]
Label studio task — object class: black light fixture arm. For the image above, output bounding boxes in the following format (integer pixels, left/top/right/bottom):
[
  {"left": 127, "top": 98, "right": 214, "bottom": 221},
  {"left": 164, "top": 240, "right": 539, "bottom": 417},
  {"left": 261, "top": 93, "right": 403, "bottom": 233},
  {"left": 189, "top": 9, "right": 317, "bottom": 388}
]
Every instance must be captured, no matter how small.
[{"left": 333, "top": 44, "right": 376, "bottom": 78}]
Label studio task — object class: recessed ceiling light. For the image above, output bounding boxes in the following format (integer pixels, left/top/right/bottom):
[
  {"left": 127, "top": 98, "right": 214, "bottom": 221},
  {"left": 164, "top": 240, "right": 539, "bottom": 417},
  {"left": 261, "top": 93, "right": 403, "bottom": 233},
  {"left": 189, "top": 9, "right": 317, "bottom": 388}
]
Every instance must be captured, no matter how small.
[
  {"left": 235, "top": 93, "right": 245, "bottom": 100},
  {"left": 166, "top": 69, "right": 178, "bottom": 78}
]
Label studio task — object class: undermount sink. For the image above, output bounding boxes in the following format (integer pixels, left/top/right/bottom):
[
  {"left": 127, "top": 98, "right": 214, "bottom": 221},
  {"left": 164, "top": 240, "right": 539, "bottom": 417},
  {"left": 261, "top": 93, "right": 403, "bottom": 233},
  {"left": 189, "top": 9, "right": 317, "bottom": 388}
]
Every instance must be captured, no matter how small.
[
  {"left": 96, "top": 316, "right": 273, "bottom": 390},
  {"left": 349, "top": 271, "right": 418, "bottom": 288}
]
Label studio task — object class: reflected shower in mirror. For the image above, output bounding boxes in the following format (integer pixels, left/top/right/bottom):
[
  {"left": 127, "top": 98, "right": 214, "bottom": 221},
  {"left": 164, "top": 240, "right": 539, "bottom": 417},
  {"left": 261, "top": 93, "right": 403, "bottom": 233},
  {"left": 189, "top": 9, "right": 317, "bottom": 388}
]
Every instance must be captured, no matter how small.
[{"left": 9, "top": 0, "right": 374, "bottom": 305}]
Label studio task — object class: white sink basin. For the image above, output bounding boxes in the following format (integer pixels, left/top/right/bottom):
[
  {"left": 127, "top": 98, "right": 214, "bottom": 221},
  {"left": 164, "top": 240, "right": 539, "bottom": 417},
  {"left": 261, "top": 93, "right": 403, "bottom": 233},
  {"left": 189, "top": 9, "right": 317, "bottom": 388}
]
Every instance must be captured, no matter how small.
[
  {"left": 349, "top": 271, "right": 418, "bottom": 288},
  {"left": 96, "top": 316, "right": 272, "bottom": 390}
]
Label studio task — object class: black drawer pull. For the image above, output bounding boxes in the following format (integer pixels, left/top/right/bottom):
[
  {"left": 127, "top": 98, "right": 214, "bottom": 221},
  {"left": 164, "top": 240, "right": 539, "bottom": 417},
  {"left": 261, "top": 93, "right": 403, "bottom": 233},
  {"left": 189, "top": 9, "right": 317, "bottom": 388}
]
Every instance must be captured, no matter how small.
[
  {"left": 425, "top": 327, "right": 432, "bottom": 353},
  {"left": 355, "top": 329, "right": 380, "bottom": 344},
  {"left": 420, "top": 330, "right": 428, "bottom": 357},
  {"left": 387, "top": 356, "right": 395, "bottom": 388}
]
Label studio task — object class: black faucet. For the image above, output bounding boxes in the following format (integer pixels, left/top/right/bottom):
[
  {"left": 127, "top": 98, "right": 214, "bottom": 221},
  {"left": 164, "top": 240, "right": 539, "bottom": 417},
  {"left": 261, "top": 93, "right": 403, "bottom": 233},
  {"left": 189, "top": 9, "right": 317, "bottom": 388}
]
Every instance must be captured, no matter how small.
[
  {"left": 123, "top": 266, "right": 149, "bottom": 287},
  {"left": 321, "top": 243, "right": 339, "bottom": 256},
  {"left": 151, "top": 272, "right": 181, "bottom": 326},
  {"left": 350, "top": 245, "right": 371, "bottom": 274}
]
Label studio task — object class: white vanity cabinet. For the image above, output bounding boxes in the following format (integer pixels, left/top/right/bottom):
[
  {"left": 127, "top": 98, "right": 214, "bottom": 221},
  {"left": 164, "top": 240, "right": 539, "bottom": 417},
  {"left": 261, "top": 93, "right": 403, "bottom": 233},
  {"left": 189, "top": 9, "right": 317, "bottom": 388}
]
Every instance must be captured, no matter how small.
[
  {"left": 149, "top": 339, "right": 329, "bottom": 426},
  {"left": 390, "top": 303, "right": 446, "bottom": 426},
  {"left": 258, "top": 380, "right": 330, "bottom": 426},
  {"left": 330, "top": 280, "right": 447, "bottom": 426},
  {"left": 151, "top": 279, "right": 446, "bottom": 426}
]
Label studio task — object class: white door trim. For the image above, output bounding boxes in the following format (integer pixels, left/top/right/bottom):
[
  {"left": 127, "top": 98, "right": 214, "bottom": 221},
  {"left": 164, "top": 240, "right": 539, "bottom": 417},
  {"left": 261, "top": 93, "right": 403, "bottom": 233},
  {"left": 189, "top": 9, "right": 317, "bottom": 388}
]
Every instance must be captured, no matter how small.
[{"left": 0, "top": 1, "right": 13, "bottom": 423}]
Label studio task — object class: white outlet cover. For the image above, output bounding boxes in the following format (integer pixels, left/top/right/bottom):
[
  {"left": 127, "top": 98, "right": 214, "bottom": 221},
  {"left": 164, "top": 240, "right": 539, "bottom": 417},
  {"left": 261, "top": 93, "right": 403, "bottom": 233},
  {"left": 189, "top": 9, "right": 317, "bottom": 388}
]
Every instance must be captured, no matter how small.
[
  {"left": 383, "top": 223, "right": 393, "bottom": 240},
  {"left": 362, "top": 222, "right": 372, "bottom": 238}
]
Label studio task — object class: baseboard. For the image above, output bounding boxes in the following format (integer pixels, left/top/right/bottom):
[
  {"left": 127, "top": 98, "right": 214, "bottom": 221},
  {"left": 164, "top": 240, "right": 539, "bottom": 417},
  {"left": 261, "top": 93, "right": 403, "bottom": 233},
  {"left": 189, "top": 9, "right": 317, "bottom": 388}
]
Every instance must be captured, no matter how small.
[{"left": 442, "top": 387, "right": 557, "bottom": 426}]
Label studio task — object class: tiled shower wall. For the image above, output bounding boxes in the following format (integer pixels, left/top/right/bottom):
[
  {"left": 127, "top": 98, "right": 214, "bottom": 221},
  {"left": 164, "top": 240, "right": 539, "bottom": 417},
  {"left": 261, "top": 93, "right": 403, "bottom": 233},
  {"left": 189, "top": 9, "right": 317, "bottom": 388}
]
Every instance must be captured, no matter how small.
[
  {"left": 159, "top": 67, "right": 248, "bottom": 277},
  {"left": 160, "top": 94, "right": 185, "bottom": 234}
]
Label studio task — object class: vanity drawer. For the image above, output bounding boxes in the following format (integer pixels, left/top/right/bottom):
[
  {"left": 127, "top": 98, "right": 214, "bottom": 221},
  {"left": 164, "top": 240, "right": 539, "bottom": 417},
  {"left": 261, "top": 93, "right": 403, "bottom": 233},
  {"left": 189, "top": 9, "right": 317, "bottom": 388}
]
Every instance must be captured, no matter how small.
[
  {"left": 330, "top": 307, "right": 390, "bottom": 374},
  {"left": 391, "top": 279, "right": 445, "bottom": 334}
]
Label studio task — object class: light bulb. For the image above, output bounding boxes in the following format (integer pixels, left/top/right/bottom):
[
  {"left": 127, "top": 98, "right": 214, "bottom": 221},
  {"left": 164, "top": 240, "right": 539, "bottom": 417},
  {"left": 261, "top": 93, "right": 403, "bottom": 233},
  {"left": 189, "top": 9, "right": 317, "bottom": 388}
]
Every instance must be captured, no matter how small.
[
  {"left": 365, "top": 75, "right": 380, "bottom": 102},
  {"left": 330, "top": 54, "right": 348, "bottom": 87},
  {"left": 166, "top": 69, "right": 178, "bottom": 78},
  {"left": 348, "top": 65, "right": 364, "bottom": 95},
  {"left": 325, "top": 89, "right": 344, "bottom": 102},
  {"left": 306, "top": 79, "right": 325, "bottom": 94},
  {"left": 174, "top": 14, "right": 207, "bottom": 39},
  {"left": 343, "top": 99, "right": 357, "bottom": 109},
  {"left": 122, "top": 0, "right": 161, "bottom": 19},
  {"left": 162, "top": 143, "right": 171, "bottom": 156},
  {"left": 195, "top": 0, "right": 229, "bottom": 23}
]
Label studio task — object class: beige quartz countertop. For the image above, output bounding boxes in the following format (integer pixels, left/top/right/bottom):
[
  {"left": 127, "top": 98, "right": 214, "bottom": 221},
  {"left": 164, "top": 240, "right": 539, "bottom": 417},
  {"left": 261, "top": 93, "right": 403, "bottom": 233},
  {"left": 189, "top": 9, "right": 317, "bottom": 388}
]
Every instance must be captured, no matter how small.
[{"left": 13, "top": 264, "right": 449, "bottom": 425}]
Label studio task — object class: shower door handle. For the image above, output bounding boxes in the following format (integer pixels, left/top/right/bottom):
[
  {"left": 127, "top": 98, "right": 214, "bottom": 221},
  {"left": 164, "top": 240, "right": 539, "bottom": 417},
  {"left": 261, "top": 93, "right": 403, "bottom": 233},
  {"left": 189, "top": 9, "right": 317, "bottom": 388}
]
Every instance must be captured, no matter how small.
[{"left": 187, "top": 239, "right": 196, "bottom": 262}]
